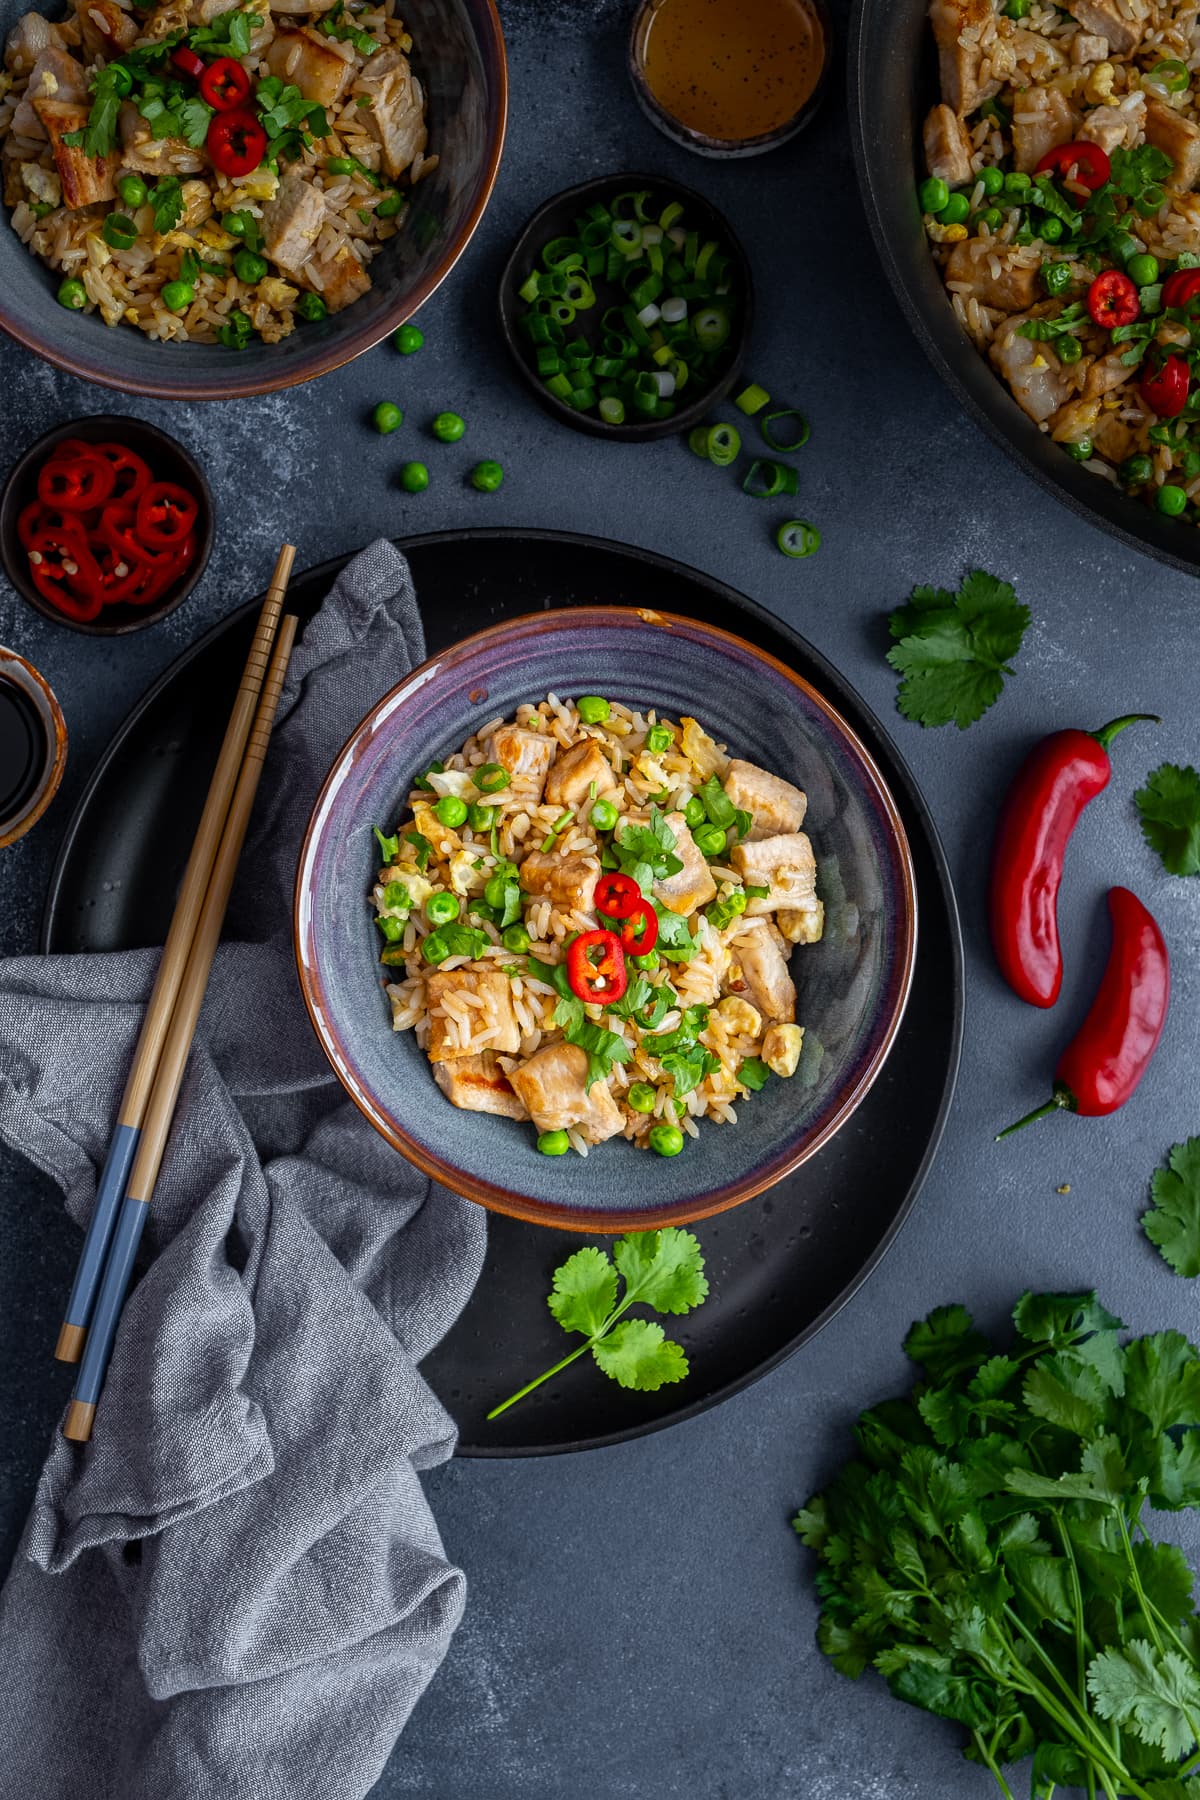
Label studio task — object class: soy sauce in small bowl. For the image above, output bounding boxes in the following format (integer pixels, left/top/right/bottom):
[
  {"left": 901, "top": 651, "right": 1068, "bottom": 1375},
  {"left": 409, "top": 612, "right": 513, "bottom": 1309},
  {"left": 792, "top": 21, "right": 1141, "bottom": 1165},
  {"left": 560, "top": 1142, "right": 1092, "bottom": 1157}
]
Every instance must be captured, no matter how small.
[{"left": 0, "top": 646, "right": 67, "bottom": 848}]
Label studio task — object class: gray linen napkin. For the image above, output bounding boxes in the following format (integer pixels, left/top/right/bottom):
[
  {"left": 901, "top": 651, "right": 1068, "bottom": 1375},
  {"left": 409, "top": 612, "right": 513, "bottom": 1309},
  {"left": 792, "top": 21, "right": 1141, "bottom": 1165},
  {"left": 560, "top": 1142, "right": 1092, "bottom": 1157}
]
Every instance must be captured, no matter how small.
[{"left": 0, "top": 541, "right": 486, "bottom": 1800}]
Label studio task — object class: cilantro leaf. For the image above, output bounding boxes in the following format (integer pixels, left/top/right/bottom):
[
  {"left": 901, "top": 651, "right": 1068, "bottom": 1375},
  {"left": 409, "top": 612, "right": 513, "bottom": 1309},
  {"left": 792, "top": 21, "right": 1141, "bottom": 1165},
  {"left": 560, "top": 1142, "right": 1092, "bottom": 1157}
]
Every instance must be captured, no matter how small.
[
  {"left": 660, "top": 1044, "right": 720, "bottom": 1099},
  {"left": 546, "top": 1246, "right": 618, "bottom": 1337},
  {"left": 737, "top": 1056, "right": 771, "bottom": 1092},
  {"left": 1124, "top": 1330, "right": 1200, "bottom": 1434},
  {"left": 1109, "top": 143, "right": 1174, "bottom": 202},
  {"left": 1011, "top": 1289, "right": 1123, "bottom": 1348},
  {"left": 1134, "top": 763, "right": 1200, "bottom": 875},
  {"left": 651, "top": 903, "right": 697, "bottom": 962},
  {"left": 1088, "top": 1640, "right": 1200, "bottom": 1760},
  {"left": 561, "top": 1016, "right": 632, "bottom": 1089},
  {"left": 189, "top": 6, "right": 259, "bottom": 54},
  {"left": 148, "top": 176, "right": 184, "bottom": 234},
  {"left": 614, "top": 804, "right": 683, "bottom": 881},
  {"left": 886, "top": 569, "right": 1030, "bottom": 730},
  {"left": 1016, "top": 301, "right": 1086, "bottom": 343},
  {"left": 903, "top": 1302, "right": 987, "bottom": 1379},
  {"left": 488, "top": 1229, "right": 707, "bottom": 1418},
  {"left": 1143, "top": 1136, "right": 1200, "bottom": 1276}
]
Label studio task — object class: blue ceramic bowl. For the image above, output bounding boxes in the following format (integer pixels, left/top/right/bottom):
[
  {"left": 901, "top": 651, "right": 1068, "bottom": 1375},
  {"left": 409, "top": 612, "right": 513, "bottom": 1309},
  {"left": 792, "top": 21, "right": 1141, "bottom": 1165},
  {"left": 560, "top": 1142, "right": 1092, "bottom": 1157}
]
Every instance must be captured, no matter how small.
[
  {"left": 0, "top": 0, "right": 505, "bottom": 400},
  {"left": 295, "top": 608, "right": 918, "bottom": 1232}
]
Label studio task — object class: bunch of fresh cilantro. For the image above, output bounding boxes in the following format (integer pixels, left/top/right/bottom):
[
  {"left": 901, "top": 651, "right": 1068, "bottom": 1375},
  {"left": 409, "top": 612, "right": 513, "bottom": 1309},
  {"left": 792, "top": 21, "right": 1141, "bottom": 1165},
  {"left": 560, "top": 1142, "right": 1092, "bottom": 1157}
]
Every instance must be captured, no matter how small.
[
  {"left": 796, "top": 1292, "right": 1200, "bottom": 1798},
  {"left": 488, "top": 1228, "right": 708, "bottom": 1419},
  {"left": 887, "top": 570, "right": 1031, "bottom": 731}
]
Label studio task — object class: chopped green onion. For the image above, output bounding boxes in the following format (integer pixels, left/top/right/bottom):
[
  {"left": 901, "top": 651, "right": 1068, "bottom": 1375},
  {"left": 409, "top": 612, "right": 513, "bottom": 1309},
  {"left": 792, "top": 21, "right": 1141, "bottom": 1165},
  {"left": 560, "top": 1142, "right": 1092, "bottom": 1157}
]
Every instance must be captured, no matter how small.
[
  {"left": 692, "top": 305, "right": 730, "bottom": 350},
  {"left": 761, "top": 409, "right": 810, "bottom": 453},
  {"left": 705, "top": 422, "right": 740, "bottom": 466},
  {"left": 688, "top": 426, "right": 711, "bottom": 457},
  {"left": 776, "top": 519, "right": 821, "bottom": 558},
  {"left": 599, "top": 396, "right": 625, "bottom": 425},
  {"left": 540, "top": 809, "right": 574, "bottom": 852},
  {"left": 1146, "top": 58, "right": 1189, "bottom": 93},
  {"left": 735, "top": 383, "right": 770, "bottom": 415},
  {"left": 474, "top": 762, "right": 510, "bottom": 794},
  {"left": 743, "top": 459, "right": 799, "bottom": 498}
]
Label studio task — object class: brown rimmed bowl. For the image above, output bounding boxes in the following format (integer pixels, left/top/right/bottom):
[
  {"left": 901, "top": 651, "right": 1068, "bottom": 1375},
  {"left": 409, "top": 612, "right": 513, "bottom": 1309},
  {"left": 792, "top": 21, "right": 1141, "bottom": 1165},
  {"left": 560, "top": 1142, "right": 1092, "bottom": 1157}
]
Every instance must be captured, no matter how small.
[
  {"left": 0, "top": 644, "right": 67, "bottom": 847},
  {"left": 0, "top": 415, "right": 214, "bottom": 634},
  {"left": 294, "top": 606, "right": 917, "bottom": 1233},
  {"left": 0, "top": 0, "right": 506, "bottom": 401}
]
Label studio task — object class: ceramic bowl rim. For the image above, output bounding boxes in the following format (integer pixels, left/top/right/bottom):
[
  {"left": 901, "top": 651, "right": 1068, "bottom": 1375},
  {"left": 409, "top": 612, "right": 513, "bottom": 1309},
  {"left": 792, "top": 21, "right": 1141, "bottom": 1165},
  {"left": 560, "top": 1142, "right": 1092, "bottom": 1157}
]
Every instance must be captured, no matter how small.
[
  {"left": 0, "top": 0, "right": 507, "bottom": 401},
  {"left": 0, "top": 643, "right": 68, "bottom": 846},
  {"left": 496, "top": 170, "right": 754, "bottom": 442},
  {"left": 294, "top": 604, "right": 919, "bottom": 1230}
]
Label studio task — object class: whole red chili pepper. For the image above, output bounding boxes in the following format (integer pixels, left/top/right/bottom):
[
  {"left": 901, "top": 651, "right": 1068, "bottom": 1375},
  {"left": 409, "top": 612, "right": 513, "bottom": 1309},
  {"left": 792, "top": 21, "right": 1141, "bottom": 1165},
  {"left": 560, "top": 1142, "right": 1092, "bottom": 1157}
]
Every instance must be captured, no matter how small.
[
  {"left": 996, "top": 887, "right": 1169, "bottom": 1138},
  {"left": 989, "top": 713, "right": 1158, "bottom": 1007}
]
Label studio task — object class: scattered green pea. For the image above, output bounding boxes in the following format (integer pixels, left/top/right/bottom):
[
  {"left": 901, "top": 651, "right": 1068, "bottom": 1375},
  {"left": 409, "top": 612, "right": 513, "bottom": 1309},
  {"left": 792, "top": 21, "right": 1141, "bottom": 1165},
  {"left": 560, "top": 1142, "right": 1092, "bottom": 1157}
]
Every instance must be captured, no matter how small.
[
  {"left": 296, "top": 292, "right": 327, "bottom": 322},
  {"left": 399, "top": 461, "right": 429, "bottom": 492},
  {"left": 1003, "top": 171, "right": 1031, "bottom": 198},
  {"left": 395, "top": 323, "right": 424, "bottom": 353},
  {"left": 467, "top": 802, "right": 496, "bottom": 831},
  {"left": 421, "top": 930, "right": 451, "bottom": 964},
  {"left": 1121, "top": 453, "right": 1154, "bottom": 485},
  {"left": 117, "top": 173, "right": 148, "bottom": 209},
  {"left": 1157, "top": 484, "right": 1188, "bottom": 516},
  {"left": 1065, "top": 438, "right": 1093, "bottom": 461},
  {"left": 1127, "top": 253, "right": 1161, "bottom": 287},
  {"left": 918, "top": 176, "right": 950, "bottom": 215},
  {"left": 972, "top": 207, "right": 1003, "bottom": 232},
  {"left": 631, "top": 950, "right": 659, "bottom": 972},
  {"left": 374, "top": 400, "right": 403, "bottom": 435},
  {"left": 537, "top": 1129, "right": 570, "bottom": 1156},
  {"left": 1037, "top": 215, "right": 1064, "bottom": 242},
  {"left": 1057, "top": 333, "right": 1083, "bottom": 365},
  {"left": 326, "top": 155, "right": 355, "bottom": 174},
  {"left": 648, "top": 1123, "right": 685, "bottom": 1157},
  {"left": 376, "top": 191, "right": 405, "bottom": 218},
  {"left": 938, "top": 193, "right": 970, "bottom": 225},
  {"left": 645, "top": 724, "right": 672, "bottom": 753},
  {"left": 161, "top": 280, "right": 194, "bottom": 313},
  {"left": 977, "top": 165, "right": 1004, "bottom": 197},
  {"left": 470, "top": 459, "right": 503, "bottom": 491},
  {"left": 1041, "top": 260, "right": 1073, "bottom": 296},
  {"left": 693, "top": 824, "right": 727, "bottom": 858},
  {"left": 683, "top": 796, "right": 706, "bottom": 830},
  {"left": 432, "top": 410, "right": 465, "bottom": 442},
  {"left": 502, "top": 923, "right": 532, "bottom": 953}
]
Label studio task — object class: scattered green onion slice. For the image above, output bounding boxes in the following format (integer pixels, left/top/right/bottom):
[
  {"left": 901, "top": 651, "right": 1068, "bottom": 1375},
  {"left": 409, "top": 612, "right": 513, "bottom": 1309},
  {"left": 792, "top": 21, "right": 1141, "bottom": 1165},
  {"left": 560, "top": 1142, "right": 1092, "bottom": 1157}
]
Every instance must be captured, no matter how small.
[
  {"left": 688, "top": 425, "right": 711, "bottom": 457},
  {"left": 743, "top": 458, "right": 799, "bottom": 498},
  {"left": 776, "top": 519, "right": 821, "bottom": 559},
  {"left": 735, "top": 382, "right": 770, "bottom": 415},
  {"left": 761, "top": 408, "right": 810, "bottom": 453},
  {"left": 705, "top": 422, "right": 740, "bottom": 466}
]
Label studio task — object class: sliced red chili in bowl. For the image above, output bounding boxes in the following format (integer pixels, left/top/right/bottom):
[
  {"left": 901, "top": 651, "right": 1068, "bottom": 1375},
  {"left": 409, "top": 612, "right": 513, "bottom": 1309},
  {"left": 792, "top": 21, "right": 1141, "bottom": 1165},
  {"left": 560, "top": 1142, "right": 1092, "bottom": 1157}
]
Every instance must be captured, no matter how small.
[
  {"left": 566, "top": 928, "right": 628, "bottom": 1002},
  {"left": 135, "top": 481, "right": 198, "bottom": 547},
  {"left": 199, "top": 55, "right": 252, "bottom": 110},
  {"left": 37, "top": 449, "right": 116, "bottom": 512},
  {"left": 1087, "top": 269, "right": 1139, "bottom": 329},
  {"left": 207, "top": 108, "right": 267, "bottom": 177},
  {"left": 94, "top": 440, "right": 153, "bottom": 501},
  {"left": 1035, "top": 140, "right": 1111, "bottom": 192}
]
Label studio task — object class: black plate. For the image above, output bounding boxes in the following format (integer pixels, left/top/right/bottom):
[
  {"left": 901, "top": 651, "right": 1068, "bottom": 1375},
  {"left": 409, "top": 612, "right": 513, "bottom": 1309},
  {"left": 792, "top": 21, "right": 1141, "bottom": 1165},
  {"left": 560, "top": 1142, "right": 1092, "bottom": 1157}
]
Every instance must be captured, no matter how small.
[
  {"left": 42, "top": 529, "right": 963, "bottom": 1456},
  {"left": 849, "top": 0, "right": 1200, "bottom": 578}
]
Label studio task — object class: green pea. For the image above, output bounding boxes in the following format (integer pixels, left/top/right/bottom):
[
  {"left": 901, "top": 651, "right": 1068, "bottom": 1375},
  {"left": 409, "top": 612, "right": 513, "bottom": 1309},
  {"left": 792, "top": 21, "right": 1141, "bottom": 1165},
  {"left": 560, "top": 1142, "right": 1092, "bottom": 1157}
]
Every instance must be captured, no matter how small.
[
  {"left": 502, "top": 923, "right": 531, "bottom": 953},
  {"left": 977, "top": 165, "right": 1005, "bottom": 197},
  {"left": 376, "top": 191, "right": 405, "bottom": 218},
  {"left": 645, "top": 724, "right": 672, "bottom": 753},
  {"left": 57, "top": 278, "right": 87, "bottom": 311},
  {"left": 421, "top": 930, "right": 451, "bottom": 964},
  {"left": 1041, "top": 260, "right": 1072, "bottom": 296},
  {"left": 161, "top": 280, "right": 194, "bottom": 313},
  {"left": 631, "top": 951, "right": 659, "bottom": 971},
  {"left": 537, "top": 1128, "right": 570, "bottom": 1156},
  {"left": 297, "top": 292, "right": 327, "bottom": 322},
  {"left": 938, "top": 193, "right": 970, "bottom": 225},
  {"left": 918, "top": 176, "right": 949, "bottom": 215},
  {"left": 648, "top": 1123, "right": 685, "bottom": 1157},
  {"left": 470, "top": 459, "right": 503, "bottom": 491},
  {"left": 1065, "top": 438, "right": 1093, "bottom": 461},
  {"left": 1057, "top": 333, "right": 1083, "bottom": 365},
  {"left": 233, "top": 249, "right": 267, "bottom": 285},
  {"left": 484, "top": 874, "right": 511, "bottom": 908},
  {"left": 972, "top": 207, "right": 1003, "bottom": 232},
  {"left": 326, "top": 155, "right": 356, "bottom": 174},
  {"left": 394, "top": 323, "right": 423, "bottom": 353},
  {"left": 374, "top": 400, "right": 403, "bottom": 435},
  {"left": 683, "top": 796, "right": 706, "bottom": 830},
  {"left": 1121, "top": 453, "right": 1154, "bottom": 485},
  {"left": 434, "top": 794, "right": 468, "bottom": 829},
  {"left": 627, "top": 1083, "right": 658, "bottom": 1114},
  {"left": 426, "top": 891, "right": 461, "bottom": 925},
  {"left": 432, "top": 410, "right": 465, "bottom": 442},
  {"left": 577, "top": 695, "right": 610, "bottom": 724},
  {"left": 1003, "top": 171, "right": 1031, "bottom": 198},
  {"left": 1037, "top": 215, "right": 1064, "bottom": 242},
  {"left": 467, "top": 802, "right": 496, "bottom": 831},
  {"left": 1127, "top": 253, "right": 1161, "bottom": 287},
  {"left": 223, "top": 210, "right": 249, "bottom": 237},
  {"left": 117, "top": 173, "right": 148, "bottom": 209},
  {"left": 693, "top": 824, "right": 727, "bottom": 858},
  {"left": 400, "top": 462, "right": 429, "bottom": 492},
  {"left": 1157, "top": 484, "right": 1188, "bottom": 516},
  {"left": 102, "top": 211, "right": 137, "bottom": 250},
  {"left": 589, "top": 798, "right": 619, "bottom": 831}
]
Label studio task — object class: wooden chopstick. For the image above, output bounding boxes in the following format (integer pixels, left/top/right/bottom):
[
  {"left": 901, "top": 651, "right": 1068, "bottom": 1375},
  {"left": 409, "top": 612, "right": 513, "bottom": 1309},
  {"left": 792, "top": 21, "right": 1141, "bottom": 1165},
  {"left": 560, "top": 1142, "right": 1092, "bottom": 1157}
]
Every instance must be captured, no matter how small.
[
  {"left": 54, "top": 546, "right": 295, "bottom": 1365},
  {"left": 63, "top": 614, "right": 299, "bottom": 1444}
]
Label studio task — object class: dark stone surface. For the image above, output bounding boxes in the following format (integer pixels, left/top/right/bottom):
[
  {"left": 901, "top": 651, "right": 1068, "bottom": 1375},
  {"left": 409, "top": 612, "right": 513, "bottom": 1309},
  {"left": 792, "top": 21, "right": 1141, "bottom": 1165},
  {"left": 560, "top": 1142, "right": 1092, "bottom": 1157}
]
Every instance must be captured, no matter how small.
[{"left": 2, "top": 0, "right": 1200, "bottom": 1793}]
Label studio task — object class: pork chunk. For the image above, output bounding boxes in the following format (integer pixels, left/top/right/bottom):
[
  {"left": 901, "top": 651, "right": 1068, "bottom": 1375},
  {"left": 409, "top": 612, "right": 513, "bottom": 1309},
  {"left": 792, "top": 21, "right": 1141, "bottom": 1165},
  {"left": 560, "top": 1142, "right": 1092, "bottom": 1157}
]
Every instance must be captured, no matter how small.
[
  {"left": 643, "top": 811, "right": 716, "bottom": 917},
  {"left": 425, "top": 964, "right": 521, "bottom": 1063},
  {"left": 732, "top": 832, "right": 818, "bottom": 917},
  {"left": 352, "top": 46, "right": 427, "bottom": 178},
  {"left": 118, "top": 101, "right": 206, "bottom": 175},
  {"left": 723, "top": 760, "right": 807, "bottom": 841},
  {"left": 260, "top": 171, "right": 326, "bottom": 277},
  {"left": 1012, "top": 86, "right": 1080, "bottom": 173},
  {"left": 508, "top": 1043, "right": 624, "bottom": 1146},
  {"left": 544, "top": 738, "right": 617, "bottom": 809},
  {"left": 10, "top": 44, "right": 84, "bottom": 136},
  {"left": 517, "top": 849, "right": 600, "bottom": 915},
  {"left": 433, "top": 1052, "right": 529, "bottom": 1121},
  {"left": 1079, "top": 93, "right": 1145, "bottom": 156},
  {"left": 1063, "top": 0, "right": 1142, "bottom": 56},
  {"left": 945, "top": 237, "right": 1040, "bottom": 312},
  {"left": 484, "top": 724, "right": 554, "bottom": 805},
  {"left": 1145, "top": 98, "right": 1200, "bottom": 193},
  {"left": 309, "top": 242, "right": 371, "bottom": 312},
  {"left": 74, "top": 0, "right": 137, "bottom": 57},
  {"left": 4, "top": 11, "right": 64, "bottom": 73},
  {"left": 989, "top": 315, "right": 1074, "bottom": 422},
  {"left": 265, "top": 26, "right": 352, "bottom": 107},
  {"left": 1071, "top": 31, "right": 1108, "bottom": 63},
  {"left": 929, "top": 0, "right": 1002, "bottom": 114},
  {"left": 923, "top": 102, "right": 974, "bottom": 186},
  {"left": 33, "top": 96, "right": 116, "bottom": 207},
  {"left": 724, "top": 928, "right": 796, "bottom": 1024}
]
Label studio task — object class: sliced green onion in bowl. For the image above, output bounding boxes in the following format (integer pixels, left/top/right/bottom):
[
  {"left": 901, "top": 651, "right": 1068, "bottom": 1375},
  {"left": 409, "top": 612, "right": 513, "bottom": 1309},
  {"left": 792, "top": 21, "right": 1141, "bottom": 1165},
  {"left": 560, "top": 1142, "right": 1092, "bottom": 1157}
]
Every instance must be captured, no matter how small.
[
  {"left": 776, "top": 520, "right": 821, "bottom": 558},
  {"left": 761, "top": 408, "right": 810, "bottom": 452},
  {"left": 743, "top": 458, "right": 799, "bottom": 498},
  {"left": 599, "top": 395, "right": 625, "bottom": 425}
]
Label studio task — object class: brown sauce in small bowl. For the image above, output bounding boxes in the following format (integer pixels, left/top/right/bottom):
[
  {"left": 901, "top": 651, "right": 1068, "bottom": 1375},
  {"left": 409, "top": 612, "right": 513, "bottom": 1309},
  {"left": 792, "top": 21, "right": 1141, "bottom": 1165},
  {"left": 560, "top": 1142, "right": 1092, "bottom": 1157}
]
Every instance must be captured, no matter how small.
[
  {"left": 633, "top": 0, "right": 827, "bottom": 150},
  {"left": 0, "top": 673, "right": 47, "bottom": 824}
]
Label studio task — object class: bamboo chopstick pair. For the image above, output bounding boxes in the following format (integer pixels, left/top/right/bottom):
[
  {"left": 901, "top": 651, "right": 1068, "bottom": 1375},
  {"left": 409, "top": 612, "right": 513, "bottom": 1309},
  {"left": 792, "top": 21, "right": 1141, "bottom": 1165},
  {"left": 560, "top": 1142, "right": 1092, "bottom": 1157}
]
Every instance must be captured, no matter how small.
[{"left": 56, "top": 545, "right": 300, "bottom": 1445}]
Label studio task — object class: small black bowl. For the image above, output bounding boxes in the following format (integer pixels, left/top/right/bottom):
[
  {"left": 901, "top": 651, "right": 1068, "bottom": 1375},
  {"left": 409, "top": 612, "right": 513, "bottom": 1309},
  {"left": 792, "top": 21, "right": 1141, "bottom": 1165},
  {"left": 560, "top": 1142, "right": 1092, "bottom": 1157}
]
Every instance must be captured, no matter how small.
[
  {"left": 0, "top": 416, "right": 214, "bottom": 636},
  {"left": 498, "top": 171, "right": 754, "bottom": 442}
]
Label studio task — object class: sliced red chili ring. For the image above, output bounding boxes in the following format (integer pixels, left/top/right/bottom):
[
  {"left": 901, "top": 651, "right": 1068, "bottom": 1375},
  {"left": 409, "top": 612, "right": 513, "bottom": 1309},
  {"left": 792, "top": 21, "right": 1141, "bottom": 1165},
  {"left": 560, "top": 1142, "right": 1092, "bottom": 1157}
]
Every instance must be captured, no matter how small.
[
  {"left": 17, "top": 501, "right": 84, "bottom": 551},
  {"left": 93, "top": 440, "right": 153, "bottom": 501},
  {"left": 37, "top": 449, "right": 116, "bottom": 511},
  {"left": 199, "top": 55, "right": 252, "bottom": 110},
  {"left": 91, "top": 537, "right": 154, "bottom": 606},
  {"left": 1035, "top": 140, "right": 1111, "bottom": 192},
  {"left": 617, "top": 901, "right": 658, "bottom": 955},
  {"left": 594, "top": 871, "right": 641, "bottom": 919},
  {"left": 1140, "top": 353, "right": 1190, "bottom": 418},
  {"left": 206, "top": 107, "right": 267, "bottom": 178},
  {"left": 1087, "top": 269, "right": 1139, "bottom": 329},
  {"left": 27, "top": 527, "right": 104, "bottom": 620},
  {"left": 135, "top": 481, "right": 198, "bottom": 547},
  {"left": 1162, "top": 268, "right": 1200, "bottom": 309},
  {"left": 171, "top": 45, "right": 205, "bottom": 78},
  {"left": 565, "top": 928, "right": 628, "bottom": 1002}
]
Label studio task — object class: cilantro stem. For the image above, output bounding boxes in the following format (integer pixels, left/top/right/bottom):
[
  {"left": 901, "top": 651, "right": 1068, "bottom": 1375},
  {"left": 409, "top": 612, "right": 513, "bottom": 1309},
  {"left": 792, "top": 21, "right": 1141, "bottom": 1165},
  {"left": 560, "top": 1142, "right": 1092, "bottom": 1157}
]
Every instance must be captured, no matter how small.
[
  {"left": 486, "top": 1339, "right": 594, "bottom": 1418},
  {"left": 970, "top": 1729, "right": 1016, "bottom": 1799},
  {"left": 999, "top": 1612, "right": 1154, "bottom": 1799}
]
